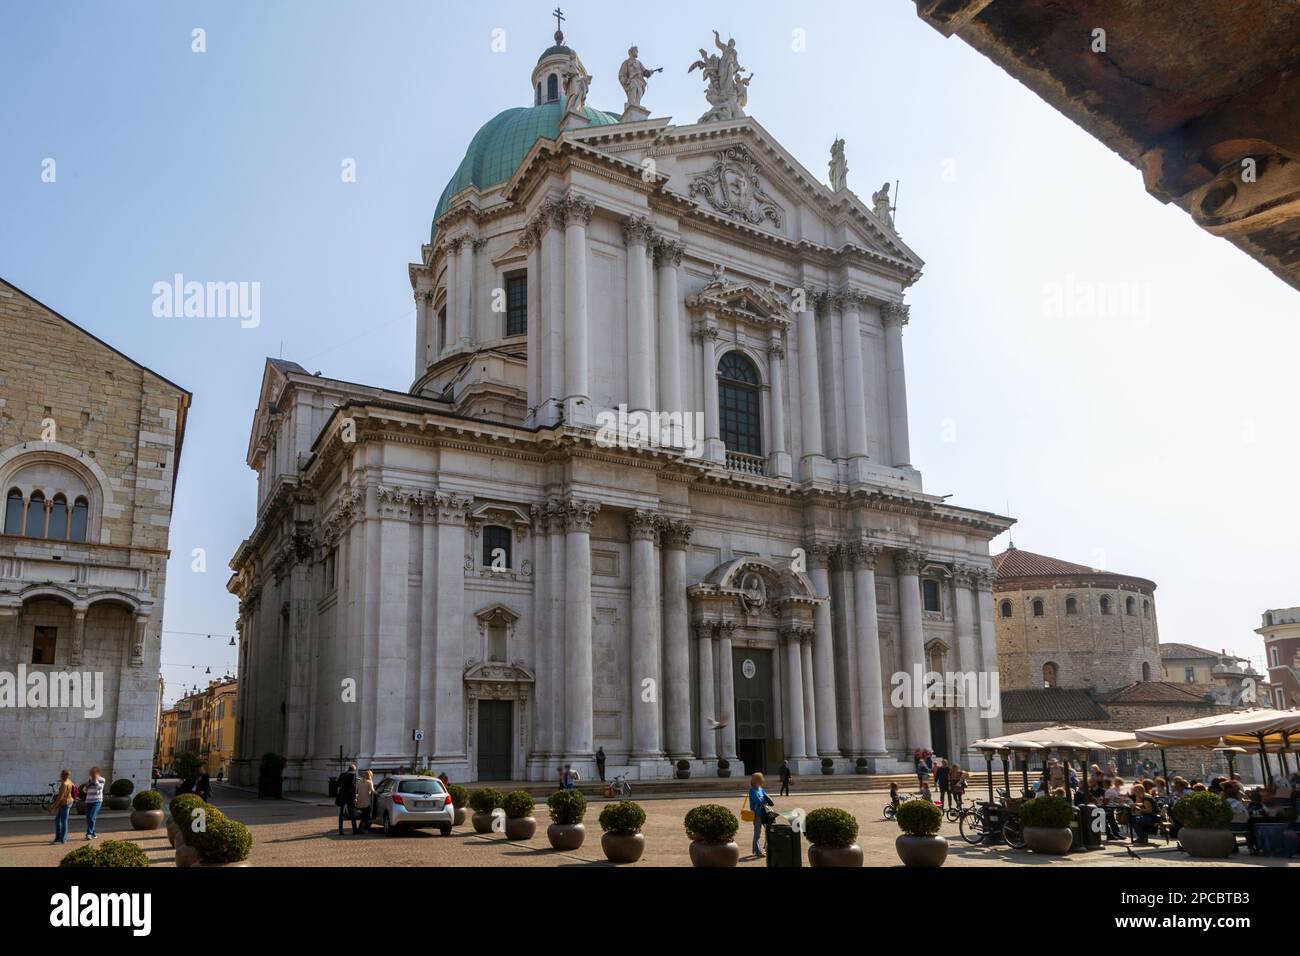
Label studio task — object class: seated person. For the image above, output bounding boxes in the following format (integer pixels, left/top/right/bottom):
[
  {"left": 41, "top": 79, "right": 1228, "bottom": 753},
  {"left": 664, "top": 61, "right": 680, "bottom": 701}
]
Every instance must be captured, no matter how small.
[
  {"left": 1168, "top": 777, "right": 1189, "bottom": 801},
  {"left": 1223, "top": 782, "right": 1249, "bottom": 823},
  {"left": 1129, "top": 784, "right": 1158, "bottom": 845}
]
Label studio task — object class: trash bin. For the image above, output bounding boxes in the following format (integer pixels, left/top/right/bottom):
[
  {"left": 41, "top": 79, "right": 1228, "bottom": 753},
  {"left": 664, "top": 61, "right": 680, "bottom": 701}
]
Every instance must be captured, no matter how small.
[
  {"left": 1077, "top": 806, "right": 1103, "bottom": 849},
  {"left": 766, "top": 815, "right": 802, "bottom": 867},
  {"left": 328, "top": 776, "right": 338, "bottom": 799},
  {"left": 982, "top": 802, "right": 1005, "bottom": 843}
]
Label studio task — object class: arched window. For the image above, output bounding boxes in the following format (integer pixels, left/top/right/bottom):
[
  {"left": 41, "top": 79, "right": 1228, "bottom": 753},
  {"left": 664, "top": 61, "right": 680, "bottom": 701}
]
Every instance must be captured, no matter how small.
[
  {"left": 1043, "top": 662, "right": 1059, "bottom": 688},
  {"left": 3, "top": 489, "right": 22, "bottom": 535},
  {"left": 536, "top": 81, "right": 542, "bottom": 105},
  {"left": 546, "top": 73, "right": 558, "bottom": 102},
  {"left": 1065, "top": 596, "right": 1077, "bottom": 615},
  {"left": 1141, "top": 661, "right": 1151, "bottom": 681},
  {"left": 922, "top": 579, "right": 941, "bottom": 613},
  {"left": 25, "top": 491, "right": 45, "bottom": 538},
  {"left": 718, "top": 351, "right": 761, "bottom": 456},
  {"left": 1000, "top": 600, "right": 1012, "bottom": 618},
  {"left": 1125, "top": 596, "right": 1136, "bottom": 616},
  {"left": 1100, "top": 595, "right": 1112, "bottom": 615},
  {"left": 47, "top": 494, "right": 68, "bottom": 540},
  {"left": 482, "top": 525, "right": 512, "bottom": 569},
  {"left": 1032, "top": 598, "right": 1044, "bottom": 617},
  {"left": 1142, "top": 599, "right": 1149, "bottom": 618},
  {"left": 70, "top": 497, "right": 89, "bottom": 542}
]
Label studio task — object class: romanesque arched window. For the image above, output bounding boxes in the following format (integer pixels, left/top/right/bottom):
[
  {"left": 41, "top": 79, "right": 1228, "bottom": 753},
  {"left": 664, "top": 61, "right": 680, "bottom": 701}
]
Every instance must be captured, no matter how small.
[
  {"left": 1142, "top": 661, "right": 1151, "bottom": 681},
  {"left": 1032, "top": 598, "right": 1044, "bottom": 617},
  {"left": 1100, "top": 595, "right": 1112, "bottom": 615},
  {"left": 1065, "top": 596, "right": 1078, "bottom": 615},
  {"left": 1043, "top": 661, "right": 1059, "bottom": 688},
  {"left": 3, "top": 489, "right": 22, "bottom": 535},
  {"left": 546, "top": 73, "right": 558, "bottom": 102},
  {"left": 25, "top": 491, "right": 45, "bottom": 538},
  {"left": 1000, "top": 600, "right": 1012, "bottom": 618},
  {"left": 718, "top": 351, "right": 761, "bottom": 457},
  {"left": 70, "top": 497, "right": 88, "bottom": 542},
  {"left": 47, "top": 494, "right": 68, "bottom": 540},
  {"left": 1125, "top": 596, "right": 1136, "bottom": 616}
]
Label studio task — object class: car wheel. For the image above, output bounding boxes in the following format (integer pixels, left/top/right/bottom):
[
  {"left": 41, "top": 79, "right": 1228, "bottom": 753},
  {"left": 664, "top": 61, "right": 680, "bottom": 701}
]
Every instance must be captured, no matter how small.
[
  {"left": 439, "top": 823, "right": 452, "bottom": 837},
  {"left": 383, "top": 813, "right": 394, "bottom": 836}
]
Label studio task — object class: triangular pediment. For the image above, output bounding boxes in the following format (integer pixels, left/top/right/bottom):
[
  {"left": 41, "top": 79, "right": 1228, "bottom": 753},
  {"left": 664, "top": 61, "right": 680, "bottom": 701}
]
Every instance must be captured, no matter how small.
[{"left": 685, "top": 273, "right": 792, "bottom": 324}]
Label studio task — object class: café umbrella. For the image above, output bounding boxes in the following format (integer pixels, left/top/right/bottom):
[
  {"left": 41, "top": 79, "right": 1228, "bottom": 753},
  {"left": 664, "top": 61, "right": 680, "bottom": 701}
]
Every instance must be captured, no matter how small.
[{"left": 1135, "top": 709, "right": 1300, "bottom": 786}]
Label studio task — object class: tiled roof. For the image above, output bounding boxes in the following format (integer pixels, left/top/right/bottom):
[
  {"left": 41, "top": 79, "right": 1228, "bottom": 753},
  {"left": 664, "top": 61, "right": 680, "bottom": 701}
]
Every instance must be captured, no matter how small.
[
  {"left": 991, "top": 546, "right": 1156, "bottom": 590},
  {"left": 1097, "top": 681, "right": 1216, "bottom": 705},
  {"left": 1001, "top": 688, "right": 1111, "bottom": 724},
  {"left": 1159, "top": 642, "right": 1224, "bottom": 660}
]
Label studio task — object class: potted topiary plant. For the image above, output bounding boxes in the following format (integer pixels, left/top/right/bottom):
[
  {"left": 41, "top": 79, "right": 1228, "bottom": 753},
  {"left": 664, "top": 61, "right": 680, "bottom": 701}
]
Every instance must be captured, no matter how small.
[
  {"left": 675, "top": 759, "right": 691, "bottom": 780},
  {"left": 59, "top": 840, "right": 150, "bottom": 868},
  {"left": 599, "top": 800, "right": 646, "bottom": 863},
  {"left": 170, "top": 794, "right": 210, "bottom": 868},
  {"left": 716, "top": 757, "right": 731, "bottom": 778},
  {"left": 167, "top": 792, "right": 205, "bottom": 851},
  {"left": 106, "top": 777, "right": 134, "bottom": 811},
  {"left": 468, "top": 788, "right": 503, "bottom": 834},
  {"left": 821, "top": 757, "right": 835, "bottom": 776},
  {"left": 895, "top": 799, "right": 947, "bottom": 867},
  {"left": 684, "top": 803, "right": 740, "bottom": 867},
  {"left": 1020, "top": 795, "right": 1074, "bottom": 855},
  {"left": 546, "top": 789, "right": 587, "bottom": 850},
  {"left": 258, "top": 752, "right": 286, "bottom": 799},
  {"left": 502, "top": 790, "right": 537, "bottom": 840},
  {"left": 130, "top": 789, "right": 164, "bottom": 830},
  {"left": 448, "top": 784, "right": 469, "bottom": 826},
  {"left": 855, "top": 757, "right": 869, "bottom": 775},
  {"left": 190, "top": 809, "right": 253, "bottom": 866},
  {"left": 1174, "top": 791, "right": 1234, "bottom": 858},
  {"left": 805, "top": 807, "right": 863, "bottom": 867}
]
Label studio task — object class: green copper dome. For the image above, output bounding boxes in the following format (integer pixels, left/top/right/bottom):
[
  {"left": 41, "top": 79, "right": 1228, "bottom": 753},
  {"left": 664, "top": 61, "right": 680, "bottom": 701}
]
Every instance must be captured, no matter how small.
[{"left": 431, "top": 99, "right": 619, "bottom": 242}]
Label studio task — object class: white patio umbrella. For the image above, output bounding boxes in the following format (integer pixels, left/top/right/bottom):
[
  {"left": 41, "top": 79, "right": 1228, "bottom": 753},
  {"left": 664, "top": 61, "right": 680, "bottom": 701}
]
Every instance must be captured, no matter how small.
[{"left": 1136, "top": 709, "right": 1300, "bottom": 785}]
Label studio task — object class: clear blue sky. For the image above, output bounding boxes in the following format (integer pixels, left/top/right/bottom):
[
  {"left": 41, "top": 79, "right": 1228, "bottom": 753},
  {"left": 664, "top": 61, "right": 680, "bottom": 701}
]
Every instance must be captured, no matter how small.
[{"left": 3, "top": 1, "right": 1296, "bottom": 704}]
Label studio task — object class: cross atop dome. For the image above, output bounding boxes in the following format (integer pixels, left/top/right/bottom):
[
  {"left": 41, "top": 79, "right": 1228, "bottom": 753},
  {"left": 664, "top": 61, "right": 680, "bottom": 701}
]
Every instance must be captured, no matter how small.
[{"left": 552, "top": 5, "right": 565, "bottom": 43}]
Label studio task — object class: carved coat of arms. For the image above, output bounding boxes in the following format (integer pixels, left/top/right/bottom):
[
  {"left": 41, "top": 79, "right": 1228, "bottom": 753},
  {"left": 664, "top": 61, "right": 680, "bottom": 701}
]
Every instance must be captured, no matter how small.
[{"left": 690, "top": 145, "right": 784, "bottom": 229}]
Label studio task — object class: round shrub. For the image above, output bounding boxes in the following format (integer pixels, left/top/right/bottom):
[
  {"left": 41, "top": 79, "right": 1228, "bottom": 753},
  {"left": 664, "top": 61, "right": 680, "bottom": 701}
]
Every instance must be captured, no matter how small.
[
  {"left": 895, "top": 799, "right": 942, "bottom": 836},
  {"left": 59, "top": 840, "right": 149, "bottom": 867},
  {"left": 169, "top": 793, "right": 206, "bottom": 827},
  {"left": 502, "top": 790, "right": 535, "bottom": 819},
  {"left": 821, "top": 757, "right": 834, "bottom": 768},
  {"left": 855, "top": 757, "right": 869, "bottom": 769},
  {"left": 132, "top": 789, "right": 163, "bottom": 812},
  {"left": 191, "top": 812, "right": 252, "bottom": 863},
  {"left": 717, "top": 758, "right": 730, "bottom": 770},
  {"left": 468, "top": 788, "right": 503, "bottom": 813},
  {"left": 804, "top": 807, "right": 859, "bottom": 847},
  {"left": 447, "top": 784, "right": 468, "bottom": 809},
  {"left": 684, "top": 803, "right": 739, "bottom": 843},
  {"left": 547, "top": 789, "right": 587, "bottom": 825},
  {"left": 109, "top": 778, "right": 134, "bottom": 798},
  {"left": 178, "top": 803, "right": 223, "bottom": 843},
  {"left": 1019, "top": 795, "right": 1074, "bottom": 829},
  {"left": 676, "top": 759, "right": 690, "bottom": 771},
  {"left": 1174, "top": 791, "right": 1232, "bottom": 829},
  {"left": 599, "top": 800, "right": 646, "bottom": 834}
]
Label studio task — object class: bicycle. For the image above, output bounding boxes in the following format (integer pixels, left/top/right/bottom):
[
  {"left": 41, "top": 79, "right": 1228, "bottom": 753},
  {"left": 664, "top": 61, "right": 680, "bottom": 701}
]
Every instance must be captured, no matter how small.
[
  {"left": 40, "top": 781, "right": 58, "bottom": 811},
  {"left": 604, "top": 773, "right": 631, "bottom": 798},
  {"left": 882, "top": 793, "right": 913, "bottom": 821}
]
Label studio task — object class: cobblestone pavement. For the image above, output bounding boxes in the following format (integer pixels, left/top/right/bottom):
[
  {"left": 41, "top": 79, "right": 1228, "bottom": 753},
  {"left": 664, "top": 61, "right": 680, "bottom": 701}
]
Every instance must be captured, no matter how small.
[{"left": 1, "top": 784, "right": 1292, "bottom": 868}]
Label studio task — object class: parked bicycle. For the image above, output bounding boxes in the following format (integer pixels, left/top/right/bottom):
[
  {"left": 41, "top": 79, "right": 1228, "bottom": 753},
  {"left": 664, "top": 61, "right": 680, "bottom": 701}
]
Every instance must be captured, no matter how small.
[
  {"left": 604, "top": 773, "right": 631, "bottom": 798},
  {"left": 883, "top": 792, "right": 913, "bottom": 821}
]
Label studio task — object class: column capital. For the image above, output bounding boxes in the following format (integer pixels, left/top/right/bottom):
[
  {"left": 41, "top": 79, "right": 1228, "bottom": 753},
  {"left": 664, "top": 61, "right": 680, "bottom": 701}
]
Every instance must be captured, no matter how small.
[
  {"left": 376, "top": 484, "right": 416, "bottom": 518},
  {"left": 563, "top": 497, "right": 600, "bottom": 532},
  {"left": 445, "top": 235, "right": 467, "bottom": 253},
  {"left": 621, "top": 214, "right": 655, "bottom": 246},
  {"left": 652, "top": 236, "right": 684, "bottom": 267},
  {"left": 881, "top": 300, "right": 911, "bottom": 328},
  {"left": 659, "top": 518, "right": 694, "bottom": 550},
  {"left": 414, "top": 288, "right": 434, "bottom": 305},
  {"left": 435, "top": 491, "right": 472, "bottom": 526},
  {"left": 471, "top": 237, "right": 488, "bottom": 252},
  {"left": 717, "top": 619, "right": 738, "bottom": 639},
  {"left": 850, "top": 541, "right": 883, "bottom": 570},
  {"left": 693, "top": 620, "right": 715, "bottom": 641},
  {"left": 951, "top": 563, "right": 980, "bottom": 587},
  {"left": 691, "top": 324, "right": 719, "bottom": 344},
  {"left": 836, "top": 286, "right": 869, "bottom": 311},
  {"left": 895, "top": 548, "right": 925, "bottom": 575},
  {"left": 767, "top": 338, "right": 786, "bottom": 359},
  {"left": 780, "top": 623, "right": 814, "bottom": 644},
  {"left": 626, "top": 508, "right": 660, "bottom": 541},
  {"left": 973, "top": 567, "right": 996, "bottom": 592},
  {"left": 559, "top": 191, "right": 595, "bottom": 226},
  {"left": 804, "top": 540, "right": 836, "bottom": 570}
]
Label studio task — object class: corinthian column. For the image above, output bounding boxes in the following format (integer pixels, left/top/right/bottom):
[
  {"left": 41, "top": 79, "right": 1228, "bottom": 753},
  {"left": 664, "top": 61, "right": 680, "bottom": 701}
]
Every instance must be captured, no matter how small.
[
  {"left": 414, "top": 289, "right": 432, "bottom": 382},
  {"left": 975, "top": 568, "right": 1003, "bottom": 738},
  {"left": 562, "top": 193, "right": 595, "bottom": 425},
  {"left": 796, "top": 294, "right": 827, "bottom": 480},
  {"left": 852, "top": 542, "right": 888, "bottom": 756},
  {"left": 520, "top": 223, "right": 541, "bottom": 426},
  {"left": 564, "top": 497, "right": 599, "bottom": 756},
  {"left": 660, "top": 519, "right": 693, "bottom": 759},
  {"left": 781, "top": 625, "right": 808, "bottom": 761},
  {"left": 623, "top": 216, "right": 655, "bottom": 415},
  {"left": 799, "top": 629, "right": 818, "bottom": 760},
  {"left": 434, "top": 492, "right": 471, "bottom": 760},
  {"left": 626, "top": 510, "right": 663, "bottom": 758},
  {"left": 767, "top": 334, "right": 791, "bottom": 478},
  {"left": 806, "top": 542, "right": 839, "bottom": 756},
  {"left": 654, "top": 239, "right": 685, "bottom": 446},
  {"left": 540, "top": 203, "right": 566, "bottom": 426},
  {"left": 839, "top": 290, "right": 870, "bottom": 479},
  {"left": 695, "top": 622, "right": 717, "bottom": 760},
  {"left": 951, "top": 565, "right": 983, "bottom": 757},
  {"left": 695, "top": 324, "right": 724, "bottom": 462},
  {"left": 881, "top": 301, "right": 912, "bottom": 468},
  {"left": 716, "top": 620, "right": 738, "bottom": 761},
  {"left": 896, "top": 548, "right": 931, "bottom": 752},
  {"left": 457, "top": 236, "right": 476, "bottom": 348}
]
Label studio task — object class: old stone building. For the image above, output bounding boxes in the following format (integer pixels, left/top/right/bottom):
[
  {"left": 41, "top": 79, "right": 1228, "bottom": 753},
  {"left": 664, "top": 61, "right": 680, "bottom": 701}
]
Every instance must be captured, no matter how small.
[
  {"left": 0, "top": 278, "right": 190, "bottom": 794},
  {"left": 228, "top": 25, "right": 1012, "bottom": 791},
  {"left": 1159, "top": 642, "right": 1257, "bottom": 705},
  {"left": 1257, "top": 607, "right": 1300, "bottom": 710}
]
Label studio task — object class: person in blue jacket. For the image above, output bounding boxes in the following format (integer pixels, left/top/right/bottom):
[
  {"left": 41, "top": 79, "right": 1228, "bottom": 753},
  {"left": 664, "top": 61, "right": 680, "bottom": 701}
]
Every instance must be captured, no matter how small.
[{"left": 747, "top": 772, "right": 774, "bottom": 858}]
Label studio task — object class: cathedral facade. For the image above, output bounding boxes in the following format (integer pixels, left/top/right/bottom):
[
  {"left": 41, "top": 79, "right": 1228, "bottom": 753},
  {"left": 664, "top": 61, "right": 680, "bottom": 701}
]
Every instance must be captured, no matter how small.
[{"left": 229, "top": 28, "right": 1011, "bottom": 790}]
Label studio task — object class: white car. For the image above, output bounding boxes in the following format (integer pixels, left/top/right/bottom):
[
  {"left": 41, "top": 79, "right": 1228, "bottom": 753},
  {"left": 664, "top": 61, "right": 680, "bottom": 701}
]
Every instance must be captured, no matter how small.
[{"left": 374, "top": 775, "right": 454, "bottom": 836}]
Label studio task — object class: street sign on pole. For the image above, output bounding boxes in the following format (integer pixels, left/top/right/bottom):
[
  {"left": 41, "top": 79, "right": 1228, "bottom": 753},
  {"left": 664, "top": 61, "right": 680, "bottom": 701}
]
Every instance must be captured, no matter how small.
[{"left": 412, "top": 729, "right": 424, "bottom": 771}]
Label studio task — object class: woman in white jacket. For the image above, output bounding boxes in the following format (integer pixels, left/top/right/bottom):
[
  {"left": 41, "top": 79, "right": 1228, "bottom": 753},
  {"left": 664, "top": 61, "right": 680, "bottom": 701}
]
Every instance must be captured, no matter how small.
[{"left": 355, "top": 770, "right": 376, "bottom": 832}]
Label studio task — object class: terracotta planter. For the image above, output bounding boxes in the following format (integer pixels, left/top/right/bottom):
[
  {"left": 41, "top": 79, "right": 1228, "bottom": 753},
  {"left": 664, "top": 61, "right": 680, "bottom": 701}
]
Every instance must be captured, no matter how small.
[
  {"left": 821, "top": 766, "right": 834, "bottom": 775},
  {"left": 504, "top": 816, "right": 537, "bottom": 840},
  {"left": 676, "top": 769, "right": 691, "bottom": 779},
  {"left": 717, "top": 768, "right": 731, "bottom": 778},
  {"left": 175, "top": 843, "right": 200, "bottom": 868},
  {"left": 453, "top": 807, "right": 467, "bottom": 826},
  {"left": 689, "top": 840, "right": 740, "bottom": 867},
  {"left": 130, "top": 809, "right": 164, "bottom": 831},
  {"left": 471, "top": 811, "right": 495, "bottom": 834},
  {"left": 107, "top": 795, "right": 132, "bottom": 811},
  {"left": 1179, "top": 827, "right": 1235, "bottom": 859},
  {"left": 547, "top": 822, "right": 586, "bottom": 850},
  {"left": 808, "top": 843, "right": 864, "bottom": 867},
  {"left": 1024, "top": 826, "right": 1073, "bottom": 855},
  {"left": 895, "top": 834, "right": 948, "bottom": 867},
  {"left": 601, "top": 831, "right": 645, "bottom": 863}
]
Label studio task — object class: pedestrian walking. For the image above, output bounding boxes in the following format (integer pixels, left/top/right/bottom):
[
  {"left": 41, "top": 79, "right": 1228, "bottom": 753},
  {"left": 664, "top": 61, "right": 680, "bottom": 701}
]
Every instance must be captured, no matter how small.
[
  {"left": 195, "top": 763, "right": 212, "bottom": 802},
  {"left": 335, "top": 763, "right": 358, "bottom": 835},
  {"left": 746, "top": 772, "right": 774, "bottom": 858},
  {"left": 914, "top": 749, "right": 932, "bottom": 790},
  {"left": 355, "top": 769, "right": 376, "bottom": 832},
  {"left": 778, "top": 759, "right": 792, "bottom": 797},
  {"left": 48, "top": 769, "right": 74, "bottom": 844},
  {"left": 935, "top": 758, "right": 951, "bottom": 808},
  {"left": 950, "top": 764, "right": 966, "bottom": 809},
  {"left": 81, "top": 767, "right": 105, "bottom": 840},
  {"left": 595, "top": 747, "right": 606, "bottom": 782}
]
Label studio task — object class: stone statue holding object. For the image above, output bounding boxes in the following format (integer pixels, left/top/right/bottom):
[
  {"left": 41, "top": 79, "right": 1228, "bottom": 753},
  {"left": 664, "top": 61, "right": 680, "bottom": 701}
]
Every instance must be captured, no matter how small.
[
  {"left": 689, "top": 30, "right": 749, "bottom": 123},
  {"left": 829, "top": 138, "right": 848, "bottom": 193},
  {"left": 618, "top": 45, "right": 661, "bottom": 112},
  {"left": 561, "top": 53, "right": 591, "bottom": 126},
  {"left": 872, "top": 181, "right": 895, "bottom": 228}
]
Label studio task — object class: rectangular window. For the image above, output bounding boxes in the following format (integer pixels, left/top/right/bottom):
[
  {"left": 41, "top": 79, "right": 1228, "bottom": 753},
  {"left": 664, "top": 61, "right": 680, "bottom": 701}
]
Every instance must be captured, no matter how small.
[
  {"left": 922, "top": 579, "right": 941, "bottom": 613},
  {"left": 32, "top": 626, "right": 57, "bottom": 664},
  {"left": 438, "top": 306, "right": 447, "bottom": 351},
  {"left": 505, "top": 273, "right": 527, "bottom": 337},
  {"left": 483, "top": 525, "right": 512, "bottom": 569},
  {"left": 1184, "top": 666, "right": 1195, "bottom": 683}
]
